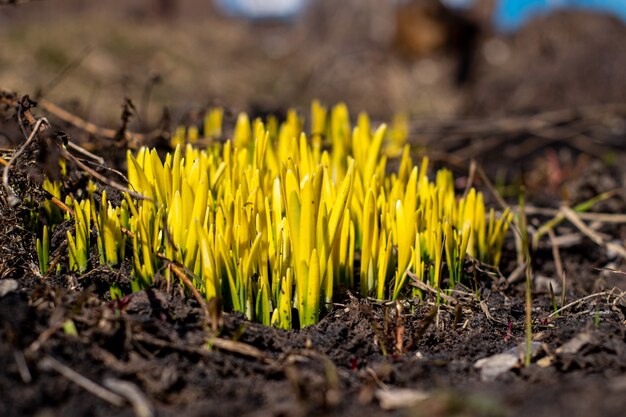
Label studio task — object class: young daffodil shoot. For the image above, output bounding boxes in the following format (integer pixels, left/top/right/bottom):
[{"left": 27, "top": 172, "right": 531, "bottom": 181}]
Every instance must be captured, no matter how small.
[{"left": 45, "top": 102, "right": 511, "bottom": 329}]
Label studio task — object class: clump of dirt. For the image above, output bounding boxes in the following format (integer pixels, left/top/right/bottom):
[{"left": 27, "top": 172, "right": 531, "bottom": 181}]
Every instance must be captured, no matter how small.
[{"left": 1, "top": 266, "right": 625, "bottom": 417}]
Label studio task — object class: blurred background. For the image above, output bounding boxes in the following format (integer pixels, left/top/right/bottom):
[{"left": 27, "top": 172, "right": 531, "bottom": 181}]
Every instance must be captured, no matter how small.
[{"left": 1, "top": 0, "right": 625, "bottom": 126}]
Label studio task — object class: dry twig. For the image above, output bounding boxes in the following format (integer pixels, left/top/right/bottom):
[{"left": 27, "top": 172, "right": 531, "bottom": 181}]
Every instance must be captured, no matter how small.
[
  {"left": 39, "top": 97, "right": 148, "bottom": 147},
  {"left": 547, "top": 229, "right": 566, "bottom": 286},
  {"left": 523, "top": 205, "right": 626, "bottom": 224},
  {"left": 547, "top": 290, "right": 613, "bottom": 318},
  {"left": 407, "top": 270, "right": 457, "bottom": 304},
  {"left": 560, "top": 206, "right": 626, "bottom": 259},
  {"left": 38, "top": 356, "right": 126, "bottom": 407},
  {"left": 104, "top": 378, "right": 154, "bottom": 417},
  {"left": 165, "top": 260, "right": 208, "bottom": 316},
  {"left": 2, "top": 117, "right": 48, "bottom": 206},
  {"left": 58, "top": 147, "right": 148, "bottom": 201},
  {"left": 208, "top": 337, "right": 272, "bottom": 362}
]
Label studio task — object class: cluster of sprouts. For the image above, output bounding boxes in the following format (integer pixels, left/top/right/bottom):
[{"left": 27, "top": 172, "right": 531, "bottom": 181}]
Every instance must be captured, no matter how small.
[{"left": 37, "top": 102, "right": 511, "bottom": 329}]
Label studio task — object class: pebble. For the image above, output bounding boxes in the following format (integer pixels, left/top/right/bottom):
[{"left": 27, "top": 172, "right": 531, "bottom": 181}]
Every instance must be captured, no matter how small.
[{"left": 0, "top": 279, "right": 18, "bottom": 297}]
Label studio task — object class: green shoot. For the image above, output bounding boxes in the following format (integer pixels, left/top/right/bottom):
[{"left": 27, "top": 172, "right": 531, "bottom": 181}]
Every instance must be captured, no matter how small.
[{"left": 36, "top": 225, "right": 50, "bottom": 275}]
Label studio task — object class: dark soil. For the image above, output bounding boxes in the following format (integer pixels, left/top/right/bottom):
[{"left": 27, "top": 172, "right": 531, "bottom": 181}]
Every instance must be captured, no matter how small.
[{"left": 1, "top": 243, "right": 626, "bottom": 417}]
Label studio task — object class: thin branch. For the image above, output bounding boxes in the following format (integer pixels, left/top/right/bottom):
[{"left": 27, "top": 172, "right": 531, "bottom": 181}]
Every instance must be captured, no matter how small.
[
  {"left": 561, "top": 206, "right": 626, "bottom": 260},
  {"left": 39, "top": 97, "right": 153, "bottom": 147},
  {"left": 44, "top": 239, "right": 67, "bottom": 279},
  {"left": 505, "top": 262, "right": 527, "bottom": 284},
  {"left": 475, "top": 163, "right": 509, "bottom": 212},
  {"left": 208, "top": 338, "right": 271, "bottom": 362},
  {"left": 2, "top": 117, "right": 48, "bottom": 206},
  {"left": 532, "top": 190, "right": 620, "bottom": 248},
  {"left": 407, "top": 271, "right": 457, "bottom": 304},
  {"left": 67, "top": 140, "right": 105, "bottom": 165},
  {"left": 13, "top": 349, "right": 32, "bottom": 383},
  {"left": 523, "top": 205, "right": 626, "bottom": 224},
  {"left": 38, "top": 356, "right": 126, "bottom": 407},
  {"left": 103, "top": 378, "right": 154, "bottom": 417},
  {"left": 166, "top": 260, "right": 208, "bottom": 316},
  {"left": 547, "top": 291, "right": 612, "bottom": 318},
  {"left": 461, "top": 159, "right": 477, "bottom": 200},
  {"left": 50, "top": 196, "right": 74, "bottom": 214},
  {"left": 547, "top": 228, "right": 566, "bottom": 286},
  {"left": 58, "top": 147, "right": 148, "bottom": 201},
  {"left": 80, "top": 157, "right": 130, "bottom": 184}
]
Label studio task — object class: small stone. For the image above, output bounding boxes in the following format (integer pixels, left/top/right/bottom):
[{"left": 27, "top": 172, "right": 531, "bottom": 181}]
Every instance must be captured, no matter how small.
[
  {"left": 537, "top": 356, "right": 554, "bottom": 368},
  {"left": 535, "top": 275, "right": 561, "bottom": 293},
  {"left": 376, "top": 388, "right": 430, "bottom": 410},
  {"left": 474, "top": 342, "right": 543, "bottom": 381},
  {"left": 0, "top": 279, "right": 18, "bottom": 297},
  {"left": 474, "top": 353, "right": 519, "bottom": 382},
  {"left": 556, "top": 332, "right": 593, "bottom": 355}
]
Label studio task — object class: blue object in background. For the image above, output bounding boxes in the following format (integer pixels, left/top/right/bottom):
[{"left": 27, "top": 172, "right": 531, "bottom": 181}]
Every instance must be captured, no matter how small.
[
  {"left": 494, "top": 0, "right": 626, "bottom": 31},
  {"left": 215, "top": 0, "right": 309, "bottom": 20},
  {"left": 444, "top": 0, "right": 626, "bottom": 31},
  {"left": 217, "top": 0, "right": 626, "bottom": 29}
]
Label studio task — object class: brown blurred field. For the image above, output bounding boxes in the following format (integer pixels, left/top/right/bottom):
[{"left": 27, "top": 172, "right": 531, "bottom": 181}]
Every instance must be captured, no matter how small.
[
  {"left": 3, "top": 1, "right": 625, "bottom": 127},
  {"left": 0, "top": 0, "right": 471, "bottom": 126}
]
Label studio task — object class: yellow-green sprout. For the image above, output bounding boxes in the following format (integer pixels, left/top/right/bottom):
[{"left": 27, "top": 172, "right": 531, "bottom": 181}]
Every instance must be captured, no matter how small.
[
  {"left": 67, "top": 199, "right": 91, "bottom": 273},
  {"left": 57, "top": 102, "right": 511, "bottom": 329},
  {"left": 36, "top": 224, "right": 50, "bottom": 275}
]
